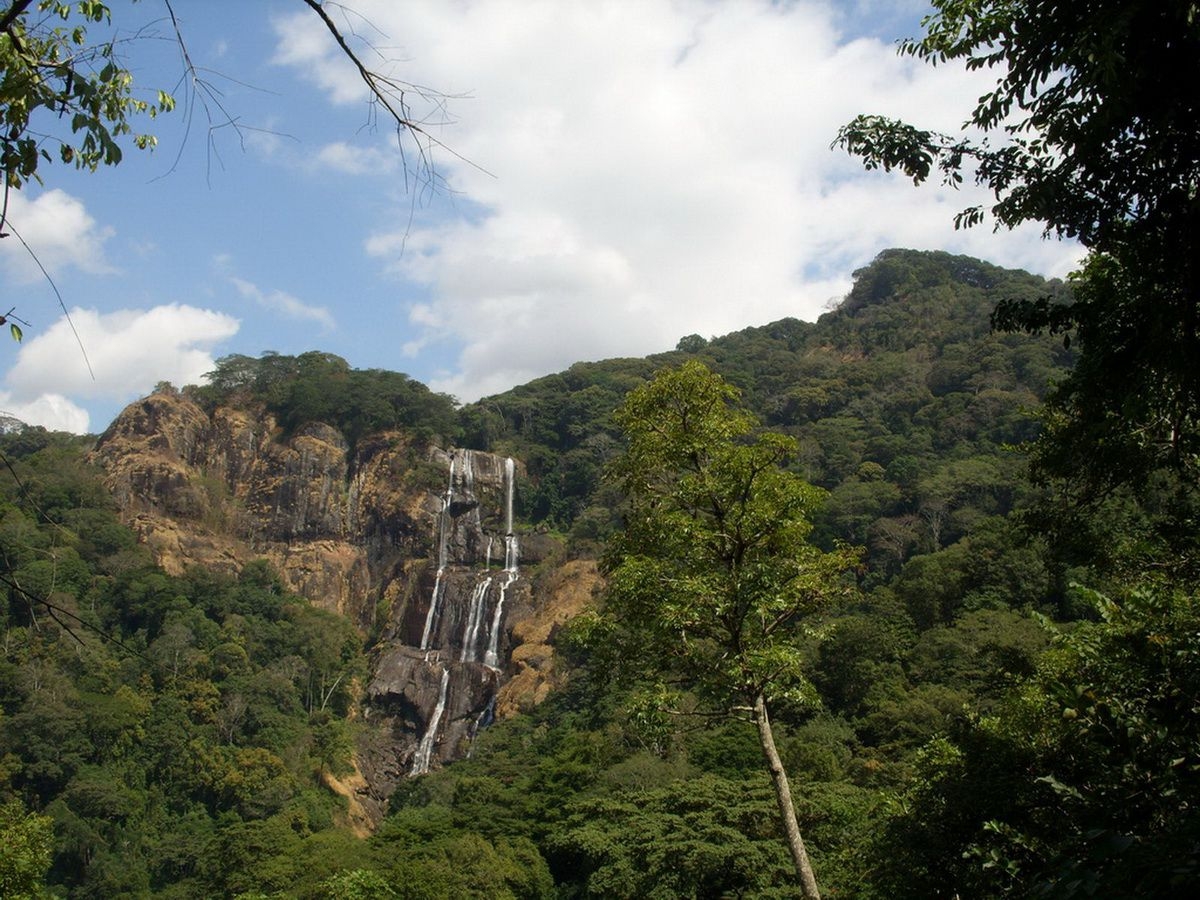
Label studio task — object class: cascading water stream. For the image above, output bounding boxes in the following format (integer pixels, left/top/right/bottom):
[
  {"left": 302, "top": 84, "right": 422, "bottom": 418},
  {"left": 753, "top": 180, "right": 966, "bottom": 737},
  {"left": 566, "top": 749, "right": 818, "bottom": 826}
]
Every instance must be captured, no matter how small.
[
  {"left": 419, "top": 454, "right": 456, "bottom": 650},
  {"left": 409, "top": 450, "right": 519, "bottom": 773},
  {"left": 410, "top": 666, "right": 450, "bottom": 776},
  {"left": 482, "top": 458, "right": 519, "bottom": 670},
  {"left": 485, "top": 530, "right": 519, "bottom": 670},
  {"left": 482, "top": 460, "right": 516, "bottom": 672},
  {"left": 504, "top": 457, "right": 515, "bottom": 536},
  {"left": 504, "top": 532, "right": 519, "bottom": 572},
  {"left": 460, "top": 577, "right": 492, "bottom": 663}
]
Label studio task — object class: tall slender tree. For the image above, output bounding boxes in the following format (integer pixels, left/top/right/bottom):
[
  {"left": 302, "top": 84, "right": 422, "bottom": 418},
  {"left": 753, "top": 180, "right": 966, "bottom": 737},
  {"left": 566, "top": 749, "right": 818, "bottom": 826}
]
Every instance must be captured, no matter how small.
[{"left": 602, "top": 360, "right": 859, "bottom": 899}]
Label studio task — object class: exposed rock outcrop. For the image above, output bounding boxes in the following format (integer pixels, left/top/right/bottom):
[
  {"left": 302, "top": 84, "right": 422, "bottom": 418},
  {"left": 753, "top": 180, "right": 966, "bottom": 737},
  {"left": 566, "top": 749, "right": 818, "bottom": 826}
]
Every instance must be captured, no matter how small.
[
  {"left": 90, "top": 388, "right": 598, "bottom": 826},
  {"left": 92, "top": 392, "right": 405, "bottom": 627},
  {"left": 496, "top": 558, "right": 601, "bottom": 716}
]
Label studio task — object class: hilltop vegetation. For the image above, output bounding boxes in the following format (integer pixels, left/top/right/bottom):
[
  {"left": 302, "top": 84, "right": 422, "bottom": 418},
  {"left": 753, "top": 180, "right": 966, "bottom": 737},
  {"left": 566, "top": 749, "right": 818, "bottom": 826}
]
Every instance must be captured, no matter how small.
[{"left": 188, "top": 351, "right": 460, "bottom": 450}]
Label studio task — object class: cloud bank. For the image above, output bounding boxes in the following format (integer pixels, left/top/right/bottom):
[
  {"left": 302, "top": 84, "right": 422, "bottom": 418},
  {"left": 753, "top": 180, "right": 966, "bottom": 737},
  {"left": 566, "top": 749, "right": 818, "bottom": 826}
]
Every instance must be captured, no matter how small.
[
  {"left": 275, "top": 0, "right": 1083, "bottom": 402},
  {"left": 3, "top": 305, "right": 239, "bottom": 432}
]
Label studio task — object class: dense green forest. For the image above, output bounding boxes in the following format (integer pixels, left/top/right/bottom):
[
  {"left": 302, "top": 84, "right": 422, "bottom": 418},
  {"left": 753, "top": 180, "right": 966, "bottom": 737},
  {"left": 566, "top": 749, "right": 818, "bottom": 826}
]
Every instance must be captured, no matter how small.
[
  {"left": 0, "top": 430, "right": 374, "bottom": 896},
  {"left": 7, "top": 245, "right": 1196, "bottom": 897}
]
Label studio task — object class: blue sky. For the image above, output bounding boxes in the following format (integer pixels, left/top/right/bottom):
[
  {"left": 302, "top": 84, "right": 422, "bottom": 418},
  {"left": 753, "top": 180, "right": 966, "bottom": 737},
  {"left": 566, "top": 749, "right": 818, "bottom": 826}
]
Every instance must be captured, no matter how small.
[{"left": 0, "top": 1, "right": 1082, "bottom": 434}]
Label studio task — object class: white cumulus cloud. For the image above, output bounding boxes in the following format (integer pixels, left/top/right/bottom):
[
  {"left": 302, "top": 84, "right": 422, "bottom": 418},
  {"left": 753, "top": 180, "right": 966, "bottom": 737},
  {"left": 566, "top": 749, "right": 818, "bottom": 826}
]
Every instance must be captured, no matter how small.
[
  {"left": 0, "top": 189, "right": 115, "bottom": 283},
  {"left": 2, "top": 304, "right": 240, "bottom": 432},
  {"left": 0, "top": 392, "right": 91, "bottom": 434},
  {"left": 274, "top": 0, "right": 1085, "bottom": 401}
]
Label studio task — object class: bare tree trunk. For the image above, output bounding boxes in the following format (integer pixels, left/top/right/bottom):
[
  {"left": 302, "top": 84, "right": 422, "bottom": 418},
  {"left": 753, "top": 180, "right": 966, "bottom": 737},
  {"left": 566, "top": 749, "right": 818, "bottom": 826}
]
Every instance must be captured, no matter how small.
[{"left": 754, "top": 692, "right": 821, "bottom": 899}]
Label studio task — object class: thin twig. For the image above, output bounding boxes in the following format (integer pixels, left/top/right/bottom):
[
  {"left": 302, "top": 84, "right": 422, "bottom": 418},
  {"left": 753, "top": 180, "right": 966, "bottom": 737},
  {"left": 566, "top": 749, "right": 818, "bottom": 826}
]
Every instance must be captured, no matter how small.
[
  {"left": 300, "top": 0, "right": 492, "bottom": 188},
  {"left": 3, "top": 220, "right": 94, "bottom": 380}
]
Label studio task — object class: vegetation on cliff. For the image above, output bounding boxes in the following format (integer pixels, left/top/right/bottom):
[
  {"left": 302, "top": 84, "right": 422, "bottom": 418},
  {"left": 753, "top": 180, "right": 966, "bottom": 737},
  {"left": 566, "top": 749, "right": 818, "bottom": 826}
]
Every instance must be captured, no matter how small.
[{"left": 189, "top": 351, "right": 460, "bottom": 451}]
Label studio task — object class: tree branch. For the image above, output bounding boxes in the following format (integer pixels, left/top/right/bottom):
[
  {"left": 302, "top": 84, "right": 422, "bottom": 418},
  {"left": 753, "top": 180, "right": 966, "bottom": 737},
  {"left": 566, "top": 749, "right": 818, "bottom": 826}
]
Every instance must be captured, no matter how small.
[
  {"left": 299, "top": 0, "right": 488, "bottom": 190},
  {"left": 0, "top": 0, "right": 34, "bottom": 37}
]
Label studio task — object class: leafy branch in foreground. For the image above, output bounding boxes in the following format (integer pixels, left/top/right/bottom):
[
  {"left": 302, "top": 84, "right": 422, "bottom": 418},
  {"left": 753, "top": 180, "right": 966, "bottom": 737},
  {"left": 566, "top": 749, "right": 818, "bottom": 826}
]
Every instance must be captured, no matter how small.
[{"left": 0, "top": 0, "right": 173, "bottom": 201}]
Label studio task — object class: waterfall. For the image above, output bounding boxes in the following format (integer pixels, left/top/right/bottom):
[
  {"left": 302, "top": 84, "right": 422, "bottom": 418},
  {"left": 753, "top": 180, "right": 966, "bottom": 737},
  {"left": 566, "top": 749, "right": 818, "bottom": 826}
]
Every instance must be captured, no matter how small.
[
  {"left": 460, "top": 577, "right": 492, "bottom": 663},
  {"left": 419, "top": 572, "right": 444, "bottom": 651},
  {"left": 410, "top": 666, "right": 451, "bottom": 776},
  {"left": 462, "top": 450, "right": 474, "bottom": 494},
  {"left": 483, "top": 575, "right": 511, "bottom": 670},
  {"left": 480, "top": 465, "right": 518, "bottom": 672},
  {"left": 504, "top": 457, "right": 515, "bottom": 536},
  {"left": 485, "top": 534, "right": 519, "bottom": 670},
  {"left": 482, "top": 464, "right": 519, "bottom": 670},
  {"left": 484, "top": 562, "right": 518, "bottom": 667},
  {"left": 419, "top": 454, "right": 456, "bottom": 650},
  {"left": 439, "top": 454, "right": 456, "bottom": 570},
  {"left": 462, "top": 450, "right": 486, "bottom": 531},
  {"left": 404, "top": 448, "right": 519, "bottom": 775}
]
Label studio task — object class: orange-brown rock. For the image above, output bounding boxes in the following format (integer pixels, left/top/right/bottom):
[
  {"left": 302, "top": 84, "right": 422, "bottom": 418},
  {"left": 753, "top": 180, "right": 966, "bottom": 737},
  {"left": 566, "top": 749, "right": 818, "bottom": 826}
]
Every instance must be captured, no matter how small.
[
  {"left": 91, "top": 387, "right": 600, "bottom": 826},
  {"left": 90, "top": 389, "right": 432, "bottom": 630},
  {"left": 496, "top": 559, "right": 602, "bottom": 716}
]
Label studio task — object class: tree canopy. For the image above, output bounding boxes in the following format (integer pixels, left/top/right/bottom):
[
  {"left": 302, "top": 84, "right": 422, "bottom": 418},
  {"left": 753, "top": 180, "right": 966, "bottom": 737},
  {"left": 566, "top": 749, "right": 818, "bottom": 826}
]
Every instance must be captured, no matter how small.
[
  {"left": 833, "top": 0, "right": 1200, "bottom": 245},
  {"left": 831, "top": 6, "right": 1200, "bottom": 895},
  {"left": 191, "top": 351, "right": 460, "bottom": 448}
]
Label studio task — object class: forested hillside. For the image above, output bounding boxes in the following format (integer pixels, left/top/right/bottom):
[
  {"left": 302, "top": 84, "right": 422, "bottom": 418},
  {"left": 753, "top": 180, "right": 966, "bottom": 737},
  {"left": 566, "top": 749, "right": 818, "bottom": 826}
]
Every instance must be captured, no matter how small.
[
  {"left": 2, "top": 248, "right": 1196, "bottom": 897},
  {"left": 467, "top": 249, "right": 1069, "bottom": 575},
  {"left": 384, "top": 249, "right": 1088, "bottom": 897}
]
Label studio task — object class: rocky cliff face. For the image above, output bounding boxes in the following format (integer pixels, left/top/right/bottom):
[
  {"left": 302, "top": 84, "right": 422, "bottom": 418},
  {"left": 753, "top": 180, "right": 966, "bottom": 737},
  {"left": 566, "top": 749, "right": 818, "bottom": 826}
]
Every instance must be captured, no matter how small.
[
  {"left": 360, "top": 448, "right": 525, "bottom": 799},
  {"left": 91, "top": 393, "right": 411, "bottom": 626},
  {"left": 91, "top": 388, "right": 595, "bottom": 824}
]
